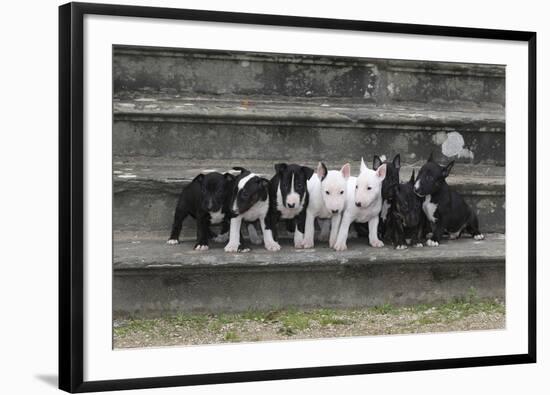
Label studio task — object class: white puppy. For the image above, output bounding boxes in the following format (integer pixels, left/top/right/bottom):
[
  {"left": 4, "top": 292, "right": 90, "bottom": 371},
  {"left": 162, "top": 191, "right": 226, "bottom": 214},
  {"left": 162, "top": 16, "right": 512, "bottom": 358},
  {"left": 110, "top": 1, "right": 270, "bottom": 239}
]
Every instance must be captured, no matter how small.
[
  {"left": 297, "top": 162, "right": 350, "bottom": 248},
  {"left": 333, "top": 158, "right": 387, "bottom": 251}
]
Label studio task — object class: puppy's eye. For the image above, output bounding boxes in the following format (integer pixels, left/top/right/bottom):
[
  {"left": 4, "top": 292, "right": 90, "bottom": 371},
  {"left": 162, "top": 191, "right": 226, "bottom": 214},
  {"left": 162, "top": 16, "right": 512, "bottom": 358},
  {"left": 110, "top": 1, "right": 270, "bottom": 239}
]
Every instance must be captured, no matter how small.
[
  {"left": 367, "top": 186, "right": 372, "bottom": 190},
  {"left": 340, "top": 190, "right": 344, "bottom": 195},
  {"left": 355, "top": 185, "right": 358, "bottom": 189},
  {"left": 325, "top": 191, "right": 330, "bottom": 195}
]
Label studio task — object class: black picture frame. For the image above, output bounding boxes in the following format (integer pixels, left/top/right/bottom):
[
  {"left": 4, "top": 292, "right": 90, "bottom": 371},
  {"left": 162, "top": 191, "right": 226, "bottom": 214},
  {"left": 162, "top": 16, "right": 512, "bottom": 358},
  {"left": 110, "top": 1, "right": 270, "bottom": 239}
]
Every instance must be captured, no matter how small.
[{"left": 59, "top": 2, "right": 537, "bottom": 392}]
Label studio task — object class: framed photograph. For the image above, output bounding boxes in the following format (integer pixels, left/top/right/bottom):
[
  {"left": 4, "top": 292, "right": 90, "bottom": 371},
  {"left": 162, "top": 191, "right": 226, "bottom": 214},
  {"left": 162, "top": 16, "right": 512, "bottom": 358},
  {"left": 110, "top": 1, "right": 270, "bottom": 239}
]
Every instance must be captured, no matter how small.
[{"left": 59, "top": 2, "right": 536, "bottom": 392}]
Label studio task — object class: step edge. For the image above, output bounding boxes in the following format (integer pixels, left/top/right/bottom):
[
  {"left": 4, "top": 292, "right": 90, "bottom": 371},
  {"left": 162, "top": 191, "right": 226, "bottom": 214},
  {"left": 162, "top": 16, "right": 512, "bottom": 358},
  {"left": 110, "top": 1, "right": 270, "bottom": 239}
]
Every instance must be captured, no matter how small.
[
  {"left": 113, "top": 45, "right": 505, "bottom": 78},
  {"left": 113, "top": 255, "right": 505, "bottom": 272}
]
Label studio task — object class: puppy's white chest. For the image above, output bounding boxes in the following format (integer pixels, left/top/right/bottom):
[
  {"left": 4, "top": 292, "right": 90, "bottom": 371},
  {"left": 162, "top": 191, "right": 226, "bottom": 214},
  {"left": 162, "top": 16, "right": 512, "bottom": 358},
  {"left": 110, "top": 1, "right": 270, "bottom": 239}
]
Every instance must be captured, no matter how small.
[
  {"left": 242, "top": 199, "right": 268, "bottom": 222},
  {"left": 423, "top": 195, "right": 438, "bottom": 223},
  {"left": 209, "top": 210, "right": 224, "bottom": 224},
  {"left": 278, "top": 205, "right": 301, "bottom": 219}
]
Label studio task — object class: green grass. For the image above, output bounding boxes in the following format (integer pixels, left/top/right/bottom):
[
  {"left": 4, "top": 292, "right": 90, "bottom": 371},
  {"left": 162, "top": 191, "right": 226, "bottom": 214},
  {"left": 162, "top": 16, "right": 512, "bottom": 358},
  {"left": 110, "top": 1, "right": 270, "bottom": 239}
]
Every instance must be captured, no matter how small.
[
  {"left": 224, "top": 331, "right": 239, "bottom": 342},
  {"left": 113, "top": 298, "right": 505, "bottom": 344}
]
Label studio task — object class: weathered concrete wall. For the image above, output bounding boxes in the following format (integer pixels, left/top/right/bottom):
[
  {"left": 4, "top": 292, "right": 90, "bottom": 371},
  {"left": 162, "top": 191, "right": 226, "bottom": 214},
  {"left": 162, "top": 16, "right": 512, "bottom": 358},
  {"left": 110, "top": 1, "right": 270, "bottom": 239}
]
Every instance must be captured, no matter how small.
[
  {"left": 113, "top": 45, "right": 505, "bottom": 106},
  {"left": 113, "top": 121, "right": 504, "bottom": 165}
]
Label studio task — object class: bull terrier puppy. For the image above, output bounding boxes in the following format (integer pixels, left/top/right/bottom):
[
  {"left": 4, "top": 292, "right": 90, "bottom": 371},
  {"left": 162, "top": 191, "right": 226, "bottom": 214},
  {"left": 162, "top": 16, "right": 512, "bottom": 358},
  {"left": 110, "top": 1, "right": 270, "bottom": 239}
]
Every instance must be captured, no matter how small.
[
  {"left": 389, "top": 170, "right": 425, "bottom": 249},
  {"left": 333, "top": 158, "right": 387, "bottom": 251},
  {"left": 297, "top": 162, "right": 351, "bottom": 249},
  {"left": 224, "top": 167, "right": 280, "bottom": 252},
  {"left": 414, "top": 154, "right": 484, "bottom": 246},
  {"left": 167, "top": 172, "right": 235, "bottom": 250},
  {"left": 267, "top": 163, "right": 314, "bottom": 248}
]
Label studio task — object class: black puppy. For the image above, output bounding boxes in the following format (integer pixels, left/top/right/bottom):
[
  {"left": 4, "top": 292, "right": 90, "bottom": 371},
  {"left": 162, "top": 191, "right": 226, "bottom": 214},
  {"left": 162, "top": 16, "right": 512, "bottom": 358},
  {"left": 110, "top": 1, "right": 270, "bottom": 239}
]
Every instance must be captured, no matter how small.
[
  {"left": 224, "top": 167, "right": 276, "bottom": 252},
  {"left": 355, "top": 154, "right": 401, "bottom": 240},
  {"left": 389, "top": 170, "right": 425, "bottom": 249},
  {"left": 267, "top": 163, "right": 314, "bottom": 248},
  {"left": 167, "top": 172, "right": 235, "bottom": 250},
  {"left": 414, "top": 154, "right": 484, "bottom": 246}
]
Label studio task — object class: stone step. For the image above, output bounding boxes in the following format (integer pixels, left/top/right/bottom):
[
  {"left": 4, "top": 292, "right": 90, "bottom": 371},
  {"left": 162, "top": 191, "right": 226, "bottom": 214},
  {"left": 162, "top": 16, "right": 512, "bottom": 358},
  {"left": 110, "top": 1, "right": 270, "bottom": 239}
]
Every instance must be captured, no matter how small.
[
  {"left": 113, "top": 157, "right": 505, "bottom": 234},
  {"left": 114, "top": 45, "right": 505, "bottom": 106},
  {"left": 113, "top": 233, "right": 505, "bottom": 316},
  {"left": 114, "top": 95, "right": 504, "bottom": 165}
]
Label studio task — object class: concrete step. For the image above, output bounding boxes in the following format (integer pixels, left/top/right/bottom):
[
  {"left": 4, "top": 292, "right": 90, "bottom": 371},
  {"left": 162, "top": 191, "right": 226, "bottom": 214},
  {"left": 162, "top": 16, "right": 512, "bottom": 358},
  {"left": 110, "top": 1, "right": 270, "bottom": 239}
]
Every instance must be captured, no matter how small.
[
  {"left": 114, "top": 95, "right": 504, "bottom": 165},
  {"left": 113, "top": 157, "right": 505, "bottom": 234},
  {"left": 113, "top": 233, "right": 505, "bottom": 316},
  {"left": 114, "top": 45, "right": 505, "bottom": 106}
]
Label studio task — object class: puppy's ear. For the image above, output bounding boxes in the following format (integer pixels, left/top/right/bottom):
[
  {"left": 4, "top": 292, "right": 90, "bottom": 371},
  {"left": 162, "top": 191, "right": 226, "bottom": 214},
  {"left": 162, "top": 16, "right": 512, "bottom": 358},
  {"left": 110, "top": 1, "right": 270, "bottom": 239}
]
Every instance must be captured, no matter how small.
[
  {"left": 302, "top": 166, "right": 315, "bottom": 180},
  {"left": 258, "top": 178, "right": 270, "bottom": 199},
  {"left": 274, "top": 163, "right": 287, "bottom": 174},
  {"left": 442, "top": 161, "right": 454, "bottom": 178},
  {"left": 341, "top": 163, "right": 351, "bottom": 179},
  {"left": 317, "top": 162, "right": 328, "bottom": 180},
  {"left": 393, "top": 154, "right": 401, "bottom": 169},
  {"left": 193, "top": 174, "right": 205, "bottom": 184},
  {"left": 360, "top": 157, "right": 368, "bottom": 173},
  {"left": 223, "top": 172, "right": 236, "bottom": 183},
  {"left": 428, "top": 151, "right": 434, "bottom": 162},
  {"left": 376, "top": 163, "right": 387, "bottom": 180},
  {"left": 373, "top": 155, "right": 382, "bottom": 170},
  {"left": 409, "top": 169, "right": 415, "bottom": 185}
]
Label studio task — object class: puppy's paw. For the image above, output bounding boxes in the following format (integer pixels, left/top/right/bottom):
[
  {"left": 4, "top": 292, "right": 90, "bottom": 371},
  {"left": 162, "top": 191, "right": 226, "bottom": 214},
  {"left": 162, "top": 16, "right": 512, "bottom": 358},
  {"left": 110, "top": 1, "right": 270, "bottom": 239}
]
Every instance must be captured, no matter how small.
[
  {"left": 333, "top": 241, "right": 347, "bottom": 251},
  {"left": 265, "top": 240, "right": 281, "bottom": 252},
  {"left": 474, "top": 234, "right": 485, "bottom": 241},
  {"left": 426, "top": 239, "right": 439, "bottom": 247},
  {"left": 414, "top": 243, "right": 424, "bottom": 248},
  {"left": 302, "top": 239, "right": 315, "bottom": 249},
  {"left": 224, "top": 242, "right": 240, "bottom": 253},
  {"left": 395, "top": 244, "right": 408, "bottom": 250},
  {"left": 166, "top": 239, "right": 179, "bottom": 245},
  {"left": 194, "top": 244, "right": 209, "bottom": 251},
  {"left": 213, "top": 232, "right": 229, "bottom": 243},
  {"left": 370, "top": 239, "right": 384, "bottom": 248}
]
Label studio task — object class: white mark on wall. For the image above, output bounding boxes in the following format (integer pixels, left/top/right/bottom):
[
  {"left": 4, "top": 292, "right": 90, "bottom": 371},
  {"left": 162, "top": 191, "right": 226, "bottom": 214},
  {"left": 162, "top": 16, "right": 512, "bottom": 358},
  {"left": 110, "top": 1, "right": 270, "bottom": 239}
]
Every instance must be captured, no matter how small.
[{"left": 434, "top": 131, "right": 474, "bottom": 160}]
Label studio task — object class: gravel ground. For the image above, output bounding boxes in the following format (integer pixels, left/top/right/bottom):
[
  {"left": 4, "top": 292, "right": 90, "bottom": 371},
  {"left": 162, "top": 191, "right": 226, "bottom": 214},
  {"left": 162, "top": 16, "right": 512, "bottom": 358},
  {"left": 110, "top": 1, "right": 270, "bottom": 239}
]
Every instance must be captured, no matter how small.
[{"left": 113, "top": 299, "right": 505, "bottom": 349}]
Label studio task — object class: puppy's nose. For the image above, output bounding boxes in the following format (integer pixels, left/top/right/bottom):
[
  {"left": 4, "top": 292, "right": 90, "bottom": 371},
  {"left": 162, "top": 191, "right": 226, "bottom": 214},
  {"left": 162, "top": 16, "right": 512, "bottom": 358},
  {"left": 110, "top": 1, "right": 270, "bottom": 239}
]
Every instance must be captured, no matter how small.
[
  {"left": 331, "top": 209, "right": 339, "bottom": 214},
  {"left": 355, "top": 202, "right": 362, "bottom": 207},
  {"left": 287, "top": 203, "right": 295, "bottom": 208}
]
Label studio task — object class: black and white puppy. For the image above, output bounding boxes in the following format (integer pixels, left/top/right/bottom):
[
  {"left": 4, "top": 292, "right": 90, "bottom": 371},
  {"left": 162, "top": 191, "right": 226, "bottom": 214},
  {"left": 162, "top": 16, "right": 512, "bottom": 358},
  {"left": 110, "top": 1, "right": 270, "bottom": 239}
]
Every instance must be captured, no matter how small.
[
  {"left": 355, "top": 154, "right": 400, "bottom": 240},
  {"left": 389, "top": 170, "right": 425, "bottom": 249},
  {"left": 414, "top": 154, "right": 484, "bottom": 246},
  {"left": 224, "top": 167, "right": 281, "bottom": 252},
  {"left": 167, "top": 172, "right": 235, "bottom": 250},
  {"left": 267, "top": 163, "right": 314, "bottom": 248}
]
